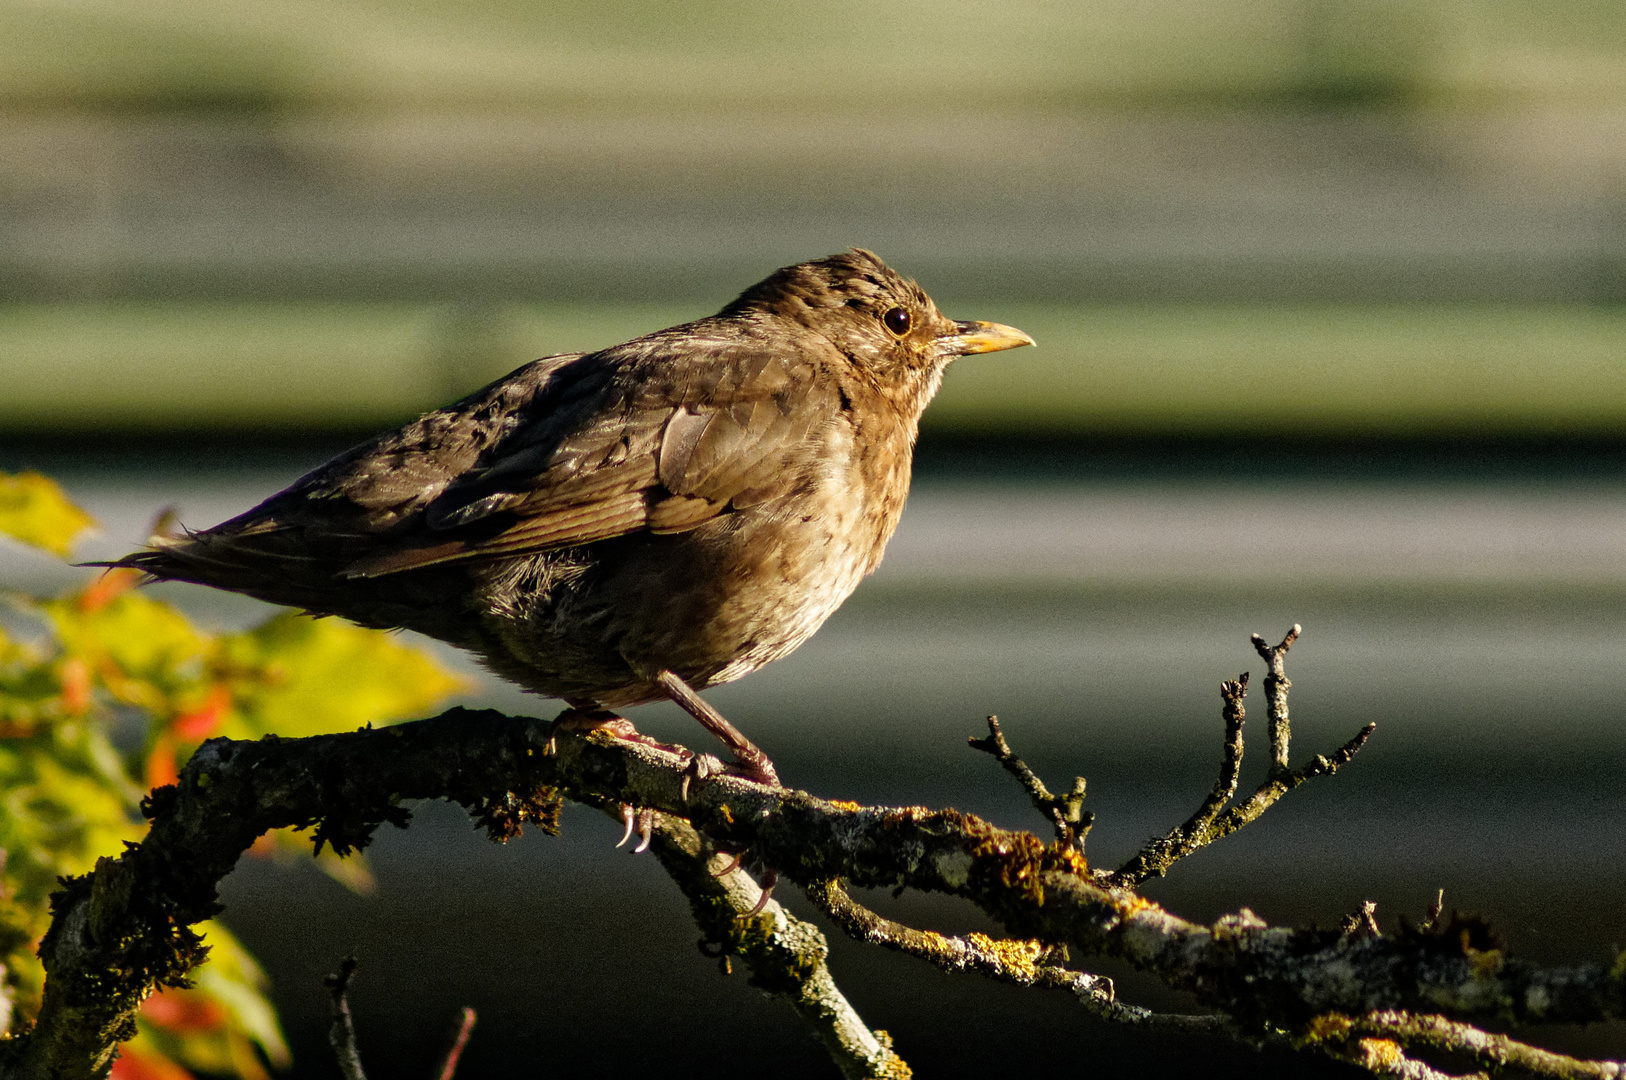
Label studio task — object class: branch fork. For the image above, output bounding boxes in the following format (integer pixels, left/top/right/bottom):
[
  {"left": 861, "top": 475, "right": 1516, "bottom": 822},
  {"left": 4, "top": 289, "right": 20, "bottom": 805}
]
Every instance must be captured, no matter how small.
[{"left": 7, "top": 625, "right": 1621, "bottom": 1080}]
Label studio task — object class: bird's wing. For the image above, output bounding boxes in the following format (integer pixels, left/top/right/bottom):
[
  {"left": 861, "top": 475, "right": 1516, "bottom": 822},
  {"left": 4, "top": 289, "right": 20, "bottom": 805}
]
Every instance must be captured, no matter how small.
[{"left": 341, "top": 327, "right": 837, "bottom": 576}]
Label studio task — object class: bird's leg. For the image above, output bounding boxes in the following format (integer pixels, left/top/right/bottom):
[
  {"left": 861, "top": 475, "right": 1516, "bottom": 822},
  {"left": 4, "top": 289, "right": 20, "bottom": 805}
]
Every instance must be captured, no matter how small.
[{"left": 652, "top": 670, "right": 781, "bottom": 788}]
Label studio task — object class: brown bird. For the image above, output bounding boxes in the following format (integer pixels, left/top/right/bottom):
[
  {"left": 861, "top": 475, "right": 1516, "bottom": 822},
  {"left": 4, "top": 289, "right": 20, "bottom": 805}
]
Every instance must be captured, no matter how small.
[{"left": 111, "top": 250, "right": 1033, "bottom": 785}]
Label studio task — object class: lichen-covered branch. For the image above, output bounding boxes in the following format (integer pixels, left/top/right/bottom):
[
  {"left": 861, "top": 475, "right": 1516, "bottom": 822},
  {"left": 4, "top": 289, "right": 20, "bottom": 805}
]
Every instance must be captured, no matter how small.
[
  {"left": 1114, "top": 673, "right": 1249, "bottom": 885},
  {"left": 1254, "top": 624, "right": 1300, "bottom": 775},
  {"left": 967, "top": 716, "right": 1090, "bottom": 852},
  {"left": 5, "top": 690, "right": 1622, "bottom": 1078},
  {"left": 1312, "top": 1010, "right": 1624, "bottom": 1079},
  {"left": 644, "top": 815, "right": 911, "bottom": 1079},
  {"left": 804, "top": 878, "right": 1223, "bottom": 1032}
]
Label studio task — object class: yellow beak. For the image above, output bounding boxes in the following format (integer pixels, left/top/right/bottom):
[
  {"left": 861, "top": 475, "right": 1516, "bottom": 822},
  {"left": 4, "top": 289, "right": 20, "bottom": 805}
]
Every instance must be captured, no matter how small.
[{"left": 938, "top": 320, "right": 1036, "bottom": 357}]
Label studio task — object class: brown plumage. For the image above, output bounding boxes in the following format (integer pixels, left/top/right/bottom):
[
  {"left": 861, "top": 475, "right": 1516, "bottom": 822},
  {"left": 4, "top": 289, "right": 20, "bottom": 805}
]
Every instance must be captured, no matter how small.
[{"left": 111, "top": 250, "right": 1033, "bottom": 782}]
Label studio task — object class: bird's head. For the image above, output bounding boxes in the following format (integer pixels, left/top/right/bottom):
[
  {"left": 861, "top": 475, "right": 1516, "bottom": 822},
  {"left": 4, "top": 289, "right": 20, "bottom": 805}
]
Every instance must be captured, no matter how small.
[{"left": 721, "top": 249, "right": 1034, "bottom": 407}]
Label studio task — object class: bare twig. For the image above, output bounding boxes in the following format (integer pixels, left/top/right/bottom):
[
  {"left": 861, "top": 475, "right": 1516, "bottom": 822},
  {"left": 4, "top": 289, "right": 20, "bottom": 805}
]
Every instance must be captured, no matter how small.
[
  {"left": 325, "top": 958, "right": 367, "bottom": 1080},
  {"left": 1341, "top": 901, "right": 1382, "bottom": 938},
  {"left": 1307, "top": 1014, "right": 1626, "bottom": 1080},
  {"left": 968, "top": 716, "right": 1091, "bottom": 853},
  {"left": 1114, "top": 674, "right": 1249, "bottom": 884},
  {"left": 805, "top": 879, "right": 1222, "bottom": 1033},
  {"left": 433, "top": 1007, "right": 477, "bottom": 1080},
  {"left": 646, "top": 816, "right": 911, "bottom": 1079},
  {"left": 1252, "top": 623, "right": 1300, "bottom": 775},
  {"left": 1114, "top": 628, "right": 1375, "bottom": 886}
]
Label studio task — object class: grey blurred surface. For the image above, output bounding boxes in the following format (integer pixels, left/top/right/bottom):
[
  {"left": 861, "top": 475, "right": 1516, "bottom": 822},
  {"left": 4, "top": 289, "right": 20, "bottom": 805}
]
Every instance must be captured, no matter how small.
[
  {"left": 3, "top": 111, "right": 1621, "bottom": 306},
  {"left": 4, "top": 447, "right": 1624, "bottom": 1073}
]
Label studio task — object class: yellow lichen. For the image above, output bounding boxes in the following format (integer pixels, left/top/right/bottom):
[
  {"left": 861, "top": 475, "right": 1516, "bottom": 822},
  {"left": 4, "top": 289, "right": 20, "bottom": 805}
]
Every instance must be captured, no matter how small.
[
  {"left": 964, "top": 932, "right": 1047, "bottom": 981},
  {"left": 825, "top": 799, "right": 863, "bottom": 812},
  {"left": 1041, "top": 842, "right": 1089, "bottom": 878},
  {"left": 911, "top": 929, "right": 960, "bottom": 964},
  {"left": 1355, "top": 1037, "right": 1403, "bottom": 1068},
  {"left": 1301, "top": 1013, "right": 1354, "bottom": 1044}
]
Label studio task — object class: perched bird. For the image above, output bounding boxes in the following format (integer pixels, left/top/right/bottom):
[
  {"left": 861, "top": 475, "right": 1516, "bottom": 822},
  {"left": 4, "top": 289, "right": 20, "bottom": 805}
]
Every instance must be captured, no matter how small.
[{"left": 111, "top": 250, "right": 1033, "bottom": 785}]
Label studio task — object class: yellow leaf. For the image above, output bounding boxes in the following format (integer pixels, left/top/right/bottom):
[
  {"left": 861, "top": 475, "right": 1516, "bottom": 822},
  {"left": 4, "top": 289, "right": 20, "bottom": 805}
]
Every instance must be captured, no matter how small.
[
  {"left": 0, "top": 472, "right": 96, "bottom": 559},
  {"left": 43, "top": 590, "right": 209, "bottom": 690},
  {"left": 225, "top": 614, "right": 466, "bottom": 738}
]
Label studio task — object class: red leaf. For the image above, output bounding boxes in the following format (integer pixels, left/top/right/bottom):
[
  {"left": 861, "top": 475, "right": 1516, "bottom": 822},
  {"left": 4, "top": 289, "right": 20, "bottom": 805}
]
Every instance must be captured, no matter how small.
[
  {"left": 141, "top": 988, "right": 227, "bottom": 1033},
  {"left": 172, "top": 685, "right": 230, "bottom": 740},
  {"left": 144, "top": 735, "right": 179, "bottom": 792},
  {"left": 79, "top": 568, "right": 141, "bottom": 613},
  {"left": 110, "top": 1046, "right": 193, "bottom": 1080}
]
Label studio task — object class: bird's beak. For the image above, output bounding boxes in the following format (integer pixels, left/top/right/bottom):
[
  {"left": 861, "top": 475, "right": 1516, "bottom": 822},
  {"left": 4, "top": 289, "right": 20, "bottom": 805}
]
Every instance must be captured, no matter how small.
[{"left": 937, "top": 320, "right": 1036, "bottom": 357}]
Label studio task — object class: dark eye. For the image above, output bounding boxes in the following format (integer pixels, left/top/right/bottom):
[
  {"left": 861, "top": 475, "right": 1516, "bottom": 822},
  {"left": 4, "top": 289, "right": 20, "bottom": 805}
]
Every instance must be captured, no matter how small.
[{"left": 881, "top": 306, "right": 912, "bottom": 337}]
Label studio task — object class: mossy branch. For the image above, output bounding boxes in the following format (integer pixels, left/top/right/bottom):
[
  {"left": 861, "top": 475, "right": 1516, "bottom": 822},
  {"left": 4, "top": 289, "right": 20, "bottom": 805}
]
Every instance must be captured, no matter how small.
[{"left": 4, "top": 629, "right": 1622, "bottom": 1079}]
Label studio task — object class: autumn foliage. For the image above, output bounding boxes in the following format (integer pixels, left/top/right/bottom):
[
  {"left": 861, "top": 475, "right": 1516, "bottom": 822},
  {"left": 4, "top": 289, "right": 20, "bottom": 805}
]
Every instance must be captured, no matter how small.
[{"left": 0, "top": 472, "right": 466, "bottom": 1078}]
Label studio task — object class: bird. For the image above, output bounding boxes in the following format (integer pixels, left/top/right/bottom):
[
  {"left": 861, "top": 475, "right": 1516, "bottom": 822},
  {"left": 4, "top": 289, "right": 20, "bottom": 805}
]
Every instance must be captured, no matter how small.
[{"left": 109, "top": 250, "right": 1034, "bottom": 786}]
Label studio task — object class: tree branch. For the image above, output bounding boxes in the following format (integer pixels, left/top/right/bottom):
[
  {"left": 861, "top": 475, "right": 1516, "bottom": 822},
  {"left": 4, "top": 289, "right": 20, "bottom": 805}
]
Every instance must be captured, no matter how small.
[
  {"left": 804, "top": 878, "right": 1222, "bottom": 1032},
  {"left": 645, "top": 814, "right": 911, "bottom": 1079},
  {"left": 1254, "top": 623, "right": 1300, "bottom": 776},
  {"left": 324, "top": 959, "right": 367, "bottom": 1080},
  {"left": 1114, "top": 673, "right": 1249, "bottom": 884},
  {"left": 1115, "top": 625, "right": 1374, "bottom": 886},
  {"left": 6, "top": 686, "right": 1621, "bottom": 1077},
  {"left": 967, "top": 717, "right": 1091, "bottom": 853},
  {"left": 1315, "top": 1010, "right": 1625, "bottom": 1079}
]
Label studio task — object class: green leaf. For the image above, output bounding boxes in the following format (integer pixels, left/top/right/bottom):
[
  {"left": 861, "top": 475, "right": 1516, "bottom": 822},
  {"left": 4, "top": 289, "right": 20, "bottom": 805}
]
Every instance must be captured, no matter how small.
[
  {"left": 190, "top": 921, "right": 292, "bottom": 1069},
  {"left": 0, "top": 472, "right": 96, "bottom": 559},
  {"left": 43, "top": 589, "right": 209, "bottom": 697},
  {"left": 224, "top": 613, "right": 466, "bottom": 738},
  {"left": 0, "top": 720, "right": 147, "bottom": 1022}
]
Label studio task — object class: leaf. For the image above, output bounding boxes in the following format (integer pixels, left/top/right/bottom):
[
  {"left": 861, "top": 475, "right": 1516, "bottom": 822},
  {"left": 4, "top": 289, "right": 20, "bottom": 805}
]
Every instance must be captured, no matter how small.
[
  {"left": 123, "top": 922, "right": 290, "bottom": 1080},
  {"left": 0, "top": 473, "right": 96, "bottom": 559},
  {"left": 223, "top": 614, "right": 467, "bottom": 739},
  {"left": 189, "top": 922, "right": 291, "bottom": 1070},
  {"left": 0, "top": 720, "right": 147, "bottom": 1022},
  {"left": 43, "top": 590, "right": 208, "bottom": 693}
]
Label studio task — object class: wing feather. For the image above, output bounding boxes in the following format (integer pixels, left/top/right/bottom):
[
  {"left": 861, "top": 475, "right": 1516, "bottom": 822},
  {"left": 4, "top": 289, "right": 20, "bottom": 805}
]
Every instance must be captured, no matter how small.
[{"left": 337, "top": 328, "right": 841, "bottom": 576}]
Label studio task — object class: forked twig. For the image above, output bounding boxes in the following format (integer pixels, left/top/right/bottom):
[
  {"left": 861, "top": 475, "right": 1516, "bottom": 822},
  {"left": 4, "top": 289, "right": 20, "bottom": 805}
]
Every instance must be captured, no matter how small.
[
  {"left": 804, "top": 879, "right": 1222, "bottom": 1033},
  {"left": 1114, "top": 626, "right": 1375, "bottom": 886},
  {"left": 1253, "top": 623, "right": 1301, "bottom": 775},
  {"left": 968, "top": 716, "right": 1091, "bottom": 853}
]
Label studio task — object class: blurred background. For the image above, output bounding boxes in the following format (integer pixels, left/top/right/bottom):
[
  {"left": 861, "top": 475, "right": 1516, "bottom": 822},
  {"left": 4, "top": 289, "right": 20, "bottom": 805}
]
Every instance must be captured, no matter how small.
[{"left": 3, "top": 1, "right": 1626, "bottom": 1076}]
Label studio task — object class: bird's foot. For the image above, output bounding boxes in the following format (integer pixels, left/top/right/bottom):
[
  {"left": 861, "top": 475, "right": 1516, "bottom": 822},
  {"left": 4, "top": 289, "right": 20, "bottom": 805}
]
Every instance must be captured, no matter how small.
[
  {"left": 551, "top": 709, "right": 687, "bottom": 856},
  {"left": 651, "top": 671, "right": 782, "bottom": 788},
  {"left": 548, "top": 707, "right": 694, "bottom": 761}
]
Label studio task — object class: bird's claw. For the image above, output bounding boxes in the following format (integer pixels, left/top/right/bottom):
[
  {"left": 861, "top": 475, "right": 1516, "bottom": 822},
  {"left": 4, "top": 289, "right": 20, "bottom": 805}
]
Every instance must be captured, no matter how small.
[
  {"left": 614, "top": 804, "right": 657, "bottom": 853},
  {"left": 710, "top": 851, "right": 745, "bottom": 878},
  {"left": 746, "top": 870, "right": 778, "bottom": 916},
  {"left": 615, "top": 803, "right": 636, "bottom": 848},
  {"left": 680, "top": 753, "right": 726, "bottom": 802}
]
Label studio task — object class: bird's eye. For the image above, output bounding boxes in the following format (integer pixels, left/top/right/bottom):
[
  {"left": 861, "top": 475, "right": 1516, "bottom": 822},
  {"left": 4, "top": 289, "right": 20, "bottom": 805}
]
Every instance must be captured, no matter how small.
[{"left": 881, "top": 307, "right": 912, "bottom": 337}]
